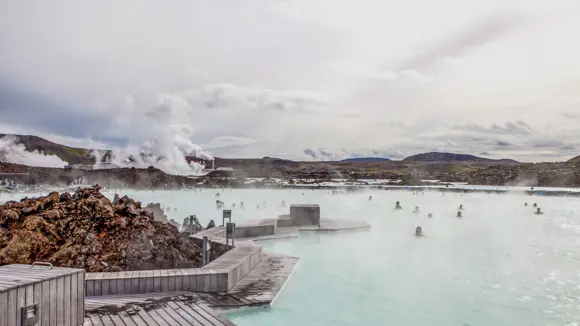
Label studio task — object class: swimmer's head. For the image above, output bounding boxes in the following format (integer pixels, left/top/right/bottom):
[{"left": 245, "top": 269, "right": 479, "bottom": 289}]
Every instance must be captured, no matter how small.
[
  {"left": 457, "top": 211, "right": 462, "bottom": 217},
  {"left": 415, "top": 226, "right": 423, "bottom": 236},
  {"left": 428, "top": 213, "right": 433, "bottom": 218}
]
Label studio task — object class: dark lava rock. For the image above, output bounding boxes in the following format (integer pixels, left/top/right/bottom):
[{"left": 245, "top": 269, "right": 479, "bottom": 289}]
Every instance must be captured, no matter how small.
[{"left": 0, "top": 185, "right": 202, "bottom": 272}]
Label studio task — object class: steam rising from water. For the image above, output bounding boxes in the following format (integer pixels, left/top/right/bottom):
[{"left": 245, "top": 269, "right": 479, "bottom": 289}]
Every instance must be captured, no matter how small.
[{"left": 0, "top": 135, "right": 68, "bottom": 168}]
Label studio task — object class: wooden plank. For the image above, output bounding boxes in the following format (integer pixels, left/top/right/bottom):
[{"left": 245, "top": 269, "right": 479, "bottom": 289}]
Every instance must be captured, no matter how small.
[
  {"left": 7, "top": 289, "right": 17, "bottom": 326},
  {"left": 107, "top": 310, "right": 126, "bottom": 326},
  {"left": 64, "top": 275, "right": 71, "bottom": 326},
  {"left": 175, "top": 269, "right": 184, "bottom": 292},
  {"left": 168, "top": 269, "right": 177, "bottom": 292},
  {"left": 154, "top": 303, "right": 187, "bottom": 326},
  {"left": 153, "top": 270, "right": 161, "bottom": 293},
  {"left": 71, "top": 273, "right": 78, "bottom": 326},
  {"left": 33, "top": 282, "right": 42, "bottom": 326},
  {"left": 86, "top": 280, "right": 95, "bottom": 297},
  {"left": 116, "top": 273, "right": 125, "bottom": 295},
  {"left": 174, "top": 301, "right": 218, "bottom": 326},
  {"left": 145, "top": 305, "right": 171, "bottom": 326},
  {"left": 109, "top": 272, "right": 118, "bottom": 294},
  {"left": 88, "top": 314, "right": 105, "bottom": 326},
  {"left": 129, "top": 305, "right": 161, "bottom": 326},
  {"left": 78, "top": 271, "right": 85, "bottom": 326},
  {"left": 99, "top": 313, "right": 115, "bottom": 326},
  {"left": 83, "top": 316, "right": 94, "bottom": 326},
  {"left": 146, "top": 271, "right": 155, "bottom": 293},
  {"left": 198, "top": 304, "right": 237, "bottom": 326},
  {"left": 56, "top": 276, "right": 65, "bottom": 326},
  {"left": 160, "top": 270, "right": 169, "bottom": 292},
  {"left": 49, "top": 279, "right": 57, "bottom": 326},
  {"left": 138, "top": 271, "right": 147, "bottom": 294},
  {"left": 16, "top": 286, "right": 25, "bottom": 326},
  {"left": 229, "top": 294, "right": 254, "bottom": 306},
  {"left": 158, "top": 302, "right": 191, "bottom": 326},
  {"left": 210, "top": 270, "right": 218, "bottom": 292},
  {"left": 166, "top": 300, "right": 204, "bottom": 326},
  {"left": 190, "top": 269, "right": 198, "bottom": 292},
  {"left": 131, "top": 272, "right": 140, "bottom": 295},
  {"left": 102, "top": 279, "right": 110, "bottom": 296},
  {"left": 203, "top": 272, "right": 211, "bottom": 293},
  {"left": 0, "top": 291, "right": 7, "bottom": 326},
  {"left": 94, "top": 273, "right": 103, "bottom": 296},
  {"left": 41, "top": 281, "right": 50, "bottom": 326},
  {"left": 115, "top": 308, "right": 138, "bottom": 326},
  {"left": 181, "top": 269, "right": 191, "bottom": 292},
  {"left": 124, "top": 272, "right": 132, "bottom": 295}
]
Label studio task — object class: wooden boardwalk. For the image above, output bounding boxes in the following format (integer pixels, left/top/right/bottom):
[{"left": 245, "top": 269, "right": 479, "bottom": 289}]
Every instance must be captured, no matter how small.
[
  {"left": 228, "top": 252, "right": 299, "bottom": 304},
  {"left": 84, "top": 295, "right": 235, "bottom": 326},
  {"left": 83, "top": 252, "right": 299, "bottom": 325}
]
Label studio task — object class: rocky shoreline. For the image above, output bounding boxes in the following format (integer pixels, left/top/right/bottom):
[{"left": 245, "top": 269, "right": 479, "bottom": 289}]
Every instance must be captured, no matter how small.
[
  {"left": 0, "top": 185, "right": 208, "bottom": 272},
  {"left": 1, "top": 160, "right": 580, "bottom": 189}
]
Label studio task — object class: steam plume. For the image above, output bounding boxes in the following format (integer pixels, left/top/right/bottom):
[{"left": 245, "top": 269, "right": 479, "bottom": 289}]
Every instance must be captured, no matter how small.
[{"left": 0, "top": 135, "right": 68, "bottom": 168}]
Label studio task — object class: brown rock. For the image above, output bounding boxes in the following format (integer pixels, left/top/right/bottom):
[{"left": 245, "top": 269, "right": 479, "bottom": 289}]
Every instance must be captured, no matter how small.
[{"left": 0, "top": 185, "right": 203, "bottom": 272}]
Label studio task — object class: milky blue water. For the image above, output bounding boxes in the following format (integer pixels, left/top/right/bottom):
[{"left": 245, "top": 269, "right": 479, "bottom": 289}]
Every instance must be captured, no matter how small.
[{"left": 3, "top": 188, "right": 580, "bottom": 325}]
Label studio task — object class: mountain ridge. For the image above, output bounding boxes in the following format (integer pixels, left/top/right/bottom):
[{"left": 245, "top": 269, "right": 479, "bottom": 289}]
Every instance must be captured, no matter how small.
[
  {"left": 2, "top": 133, "right": 577, "bottom": 165},
  {"left": 402, "top": 152, "right": 519, "bottom": 163}
]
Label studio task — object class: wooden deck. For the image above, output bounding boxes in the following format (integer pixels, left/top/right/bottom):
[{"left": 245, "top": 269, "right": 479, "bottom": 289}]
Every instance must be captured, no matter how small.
[
  {"left": 227, "top": 252, "right": 299, "bottom": 304},
  {"left": 83, "top": 252, "right": 299, "bottom": 325},
  {"left": 84, "top": 295, "right": 236, "bottom": 326}
]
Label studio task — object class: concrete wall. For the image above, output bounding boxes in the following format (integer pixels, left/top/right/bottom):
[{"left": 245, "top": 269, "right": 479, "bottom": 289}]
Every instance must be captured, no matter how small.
[
  {"left": 235, "top": 219, "right": 277, "bottom": 237},
  {"left": 289, "top": 204, "right": 320, "bottom": 226}
]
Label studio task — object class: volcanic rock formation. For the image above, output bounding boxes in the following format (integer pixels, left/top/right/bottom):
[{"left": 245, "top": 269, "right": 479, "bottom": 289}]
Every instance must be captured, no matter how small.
[{"left": 0, "top": 185, "right": 203, "bottom": 272}]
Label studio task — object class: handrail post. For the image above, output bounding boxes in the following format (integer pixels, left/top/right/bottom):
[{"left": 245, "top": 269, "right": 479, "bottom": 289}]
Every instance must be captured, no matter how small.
[{"left": 202, "top": 236, "right": 208, "bottom": 266}]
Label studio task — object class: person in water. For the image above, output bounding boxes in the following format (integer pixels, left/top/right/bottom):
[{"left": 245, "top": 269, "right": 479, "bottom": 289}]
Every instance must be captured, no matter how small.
[
  {"left": 395, "top": 201, "right": 402, "bottom": 210},
  {"left": 368, "top": 196, "right": 372, "bottom": 201},
  {"left": 533, "top": 203, "right": 537, "bottom": 208},
  {"left": 413, "top": 206, "right": 420, "bottom": 214},
  {"left": 458, "top": 204, "right": 463, "bottom": 210},
  {"left": 535, "top": 207, "right": 543, "bottom": 215},
  {"left": 240, "top": 202, "right": 244, "bottom": 209},
  {"left": 525, "top": 202, "right": 528, "bottom": 207},
  {"left": 456, "top": 211, "right": 462, "bottom": 218},
  {"left": 428, "top": 213, "right": 433, "bottom": 218},
  {"left": 415, "top": 226, "right": 424, "bottom": 236}
]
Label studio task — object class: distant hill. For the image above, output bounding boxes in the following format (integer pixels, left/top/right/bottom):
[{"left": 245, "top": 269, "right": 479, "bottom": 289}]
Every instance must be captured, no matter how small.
[
  {"left": 568, "top": 155, "right": 580, "bottom": 163},
  {"left": 340, "top": 157, "right": 391, "bottom": 163},
  {"left": 0, "top": 134, "right": 98, "bottom": 165},
  {"left": 402, "top": 152, "right": 518, "bottom": 163}
]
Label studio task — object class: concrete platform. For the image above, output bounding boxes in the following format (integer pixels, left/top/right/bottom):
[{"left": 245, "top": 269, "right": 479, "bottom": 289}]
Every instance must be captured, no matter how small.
[{"left": 237, "top": 218, "right": 370, "bottom": 242}]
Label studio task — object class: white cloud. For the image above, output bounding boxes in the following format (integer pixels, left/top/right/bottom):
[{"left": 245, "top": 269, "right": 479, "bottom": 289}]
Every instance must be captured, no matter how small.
[{"left": 1, "top": 0, "right": 580, "bottom": 162}]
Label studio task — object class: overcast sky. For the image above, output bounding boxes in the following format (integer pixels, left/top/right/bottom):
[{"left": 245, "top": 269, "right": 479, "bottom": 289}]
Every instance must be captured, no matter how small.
[{"left": 1, "top": 0, "right": 580, "bottom": 162}]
